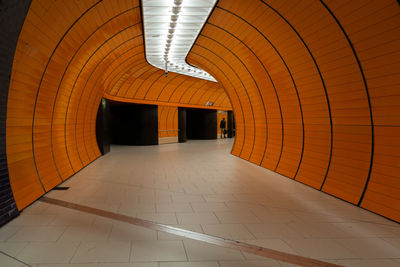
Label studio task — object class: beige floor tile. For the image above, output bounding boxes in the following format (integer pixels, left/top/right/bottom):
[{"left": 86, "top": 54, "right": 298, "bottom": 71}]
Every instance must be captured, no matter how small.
[
  {"left": 0, "top": 242, "right": 28, "bottom": 257},
  {"left": 58, "top": 224, "right": 112, "bottom": 242},
  {"left": 215, "top": 211, "right": 261, "bottom": 224},
  {"left": 183, "top": 240, "right": 244, "bottom": 261},
  {"left": 0, "top": 253, "right": 29, "bottom": 267},
  {"left": 0, "top": 225, "right": 22, "bottom": 241},
  {"left": 183, "top": 186, "right": 215, "bottom": 195},
  {"left": 287, "top": 222, "right": 350, "bottom": 238},
  {"left": 224, "top": 202, "right": 270, "bottom": 213},
  {"left": 119, "top": 203, "right": 156, "bottom": 213},
  {"left": 191, "top": 203, "right": 229, "bottom": 212},
  {"left": 38, "top": 264, "right": 97, "bottom": 267},
  {"left": 17, "top": 242, "right": 79, "bottom": 264},
  {"left": 219, "top": 260, "right": 281, "bottom": 267},
  {"left": 176, "top": 212, "right": 219, "bottom": 224},
  {"left": 202, "top": 224, "right": 254, "bottom": 240},
  {"left": 141, "top": 182, "right": 170, "bottom": 191},
  {"left": 6, "top": 214, "right": 56, "bottom": 226},
  {"left": 329, "top": 209, "right": 396, "bottom": 225},
  {"left": 99, "top": 263, "right": 158, "bottom": 267},
  {"left": 159, "top": 262, "right": 220, "bottom": 267},
  {"left": 280, "top": 260, "right": 338, "bottom": 267},
  {"left": 140, "top": 195, "right": 172, "bottom": 204},
  {"left": 130, "top": 240, "right": 187, "bottom": 261},
  {"left": 168, "top": 183, "right": 186, "bottom": 193},
  {"left": 335, "top": 238, "right": 400, "bottom": 258},
  {"left": 382, "top": 237, "right": 400, "bottom": 249},
  {"left": 335, "top": 259, "right": 400, "bottom": 267},
  {"left": 283, "top": 238, "right": 358, "bottom": 259},
  {"left": 291, "top": 211, "right": 354, "bottom": 223},
  {"left": 245, "top": 224, "right": 304, "bottom": 239},
  {"left": 72, "top": 241, "right": 131, "bottom": 263},
  {"left": 157, "top": 203, "right": 193, "bottom": 213},
  {"left": 262, "top": 201, "right": 301, "bottom": 211},
  {"left": 234, "top": 194, "right": 271, "bottom": 203},
  {"left": 332, "top": 222, "right": 399, "bottom": 238},
  {"left": 252, "top": 210, "right": 299, "bottom": 223},
  {"left": 172, "top": 195, "right": 205, "bottom": 203},
  {"left": 136, "top": 212, "right": 178, "bottom": 225},
  {"left": 202, "top": 194, "right": 237, "bottom": 202},
  {"left": 246, "top": 223, "right": 305, "bottom": 239},
  {"left": 22, "top": 202, "right": 50, "bottom": 215},
  {"left": 109, "top": 223, "right": 157, "bottom": 241},
  {"left": 49, "top": 211, "right": 96, "bottom": 226},
  {"left": 41, "top": 204, "right": 71, "bottom": 215},
  {"left": 8, "top": 226, "right": 66, "bottom": 242},
  {"left": 124, "top": 187, "right": 151, "bottom": 195}
]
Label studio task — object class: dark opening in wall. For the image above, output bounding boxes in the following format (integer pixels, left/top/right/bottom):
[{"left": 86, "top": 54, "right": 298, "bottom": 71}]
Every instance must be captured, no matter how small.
[
  {"left": 96, "top": 99, "right": 111, "bottom": 155},
  {"left": 109, "top": 101, "right": 158, "bottom": 146},
  {"left": 178, "top": 107, "right": 187, "bottom": 143},
  {"left": 227, "top": 110, "right": 235, "bottom": 138},
  {"left": 186, "top": 108, "right": 217, "bottom": 140}
]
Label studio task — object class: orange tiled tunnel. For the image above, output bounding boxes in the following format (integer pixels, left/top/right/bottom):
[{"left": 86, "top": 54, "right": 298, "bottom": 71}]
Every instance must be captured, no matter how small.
[
  {"left": 2, "top": 0, "right": 399, "bottom": 223},
  {"left": 187, "top": 0, "right": 400, "bottom": 221}
]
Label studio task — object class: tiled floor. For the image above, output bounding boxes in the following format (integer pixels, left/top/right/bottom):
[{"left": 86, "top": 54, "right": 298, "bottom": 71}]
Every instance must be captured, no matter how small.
[{"left": 1, "top": 139, "right": 400, "bottom": 267}]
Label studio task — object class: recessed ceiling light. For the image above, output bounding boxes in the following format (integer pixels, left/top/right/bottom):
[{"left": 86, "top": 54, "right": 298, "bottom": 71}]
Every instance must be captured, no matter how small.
[{"left": 142, "top": 0, "right": 217, "bottom": 82}]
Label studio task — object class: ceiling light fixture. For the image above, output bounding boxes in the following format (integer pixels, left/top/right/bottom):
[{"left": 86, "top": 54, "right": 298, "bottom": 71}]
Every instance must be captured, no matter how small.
[{"left": 142, "top": 0, "right": 217, "bottom": 81}]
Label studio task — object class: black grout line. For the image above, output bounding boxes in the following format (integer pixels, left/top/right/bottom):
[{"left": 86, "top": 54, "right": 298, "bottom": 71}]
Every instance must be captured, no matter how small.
[{"left": 181, "top": 239, "right": 189, "bottom": 262}]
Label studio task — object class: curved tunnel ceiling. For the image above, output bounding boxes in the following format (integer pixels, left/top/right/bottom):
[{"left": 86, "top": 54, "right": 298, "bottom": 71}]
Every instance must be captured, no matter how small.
[{"left": 5, "top": 0, "right": 400, "bottom": 222}]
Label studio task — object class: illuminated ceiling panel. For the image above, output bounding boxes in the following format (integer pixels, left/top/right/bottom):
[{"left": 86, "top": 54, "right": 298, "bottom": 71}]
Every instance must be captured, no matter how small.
[{"left": 142, "top": 0, "right": 217, "bottom": 81}]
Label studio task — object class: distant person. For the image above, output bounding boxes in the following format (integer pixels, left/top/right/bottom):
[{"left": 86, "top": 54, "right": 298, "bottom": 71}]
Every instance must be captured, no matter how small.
[{"left": 220, "top": 118, "right": 226, "bottom": 138}]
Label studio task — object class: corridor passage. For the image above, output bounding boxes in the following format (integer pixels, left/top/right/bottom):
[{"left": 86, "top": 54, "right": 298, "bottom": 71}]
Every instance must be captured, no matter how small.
[{"left": 1, "top": 140, "right": 400, "bottom": 267}]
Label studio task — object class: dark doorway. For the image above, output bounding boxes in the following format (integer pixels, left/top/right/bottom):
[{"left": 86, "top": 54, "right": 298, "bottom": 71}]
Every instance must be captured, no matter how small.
[
  {"left": 178, "top": 107, "right": 187, "bottom": 143},
  {"left": 96, "top": 99, "right": 111, "bottom": 154},
  {"left": 227, "top": 110, "right": 235, "bottom": 138},
  {"left": 109, "top": 101, "right": 158, "bottom": 145},
  {"left": 186, "top": 108, "right": 217, "bottom": 139}
]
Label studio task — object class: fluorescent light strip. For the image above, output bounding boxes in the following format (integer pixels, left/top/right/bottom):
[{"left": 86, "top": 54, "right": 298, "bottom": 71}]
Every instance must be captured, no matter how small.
[{"left": 142, "top": 0, "right": 217, "bottom": 82}]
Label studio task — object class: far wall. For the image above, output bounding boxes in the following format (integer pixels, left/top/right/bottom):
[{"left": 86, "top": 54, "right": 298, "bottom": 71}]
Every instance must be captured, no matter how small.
[
  {"left": 186, "top": 108, "right": 217, "bottom": 140},
  {"left": 109, "top": 101, "right": 158, "bottom": 146}
]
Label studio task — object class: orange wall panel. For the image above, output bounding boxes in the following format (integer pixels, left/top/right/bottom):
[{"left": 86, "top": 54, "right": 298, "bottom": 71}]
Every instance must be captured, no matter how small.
[
  {"left": 187, "top": 0, "right": 400, "bottom": 222},
  {"left": 158, "top": 106, "right": 178, "bottom": 138}
]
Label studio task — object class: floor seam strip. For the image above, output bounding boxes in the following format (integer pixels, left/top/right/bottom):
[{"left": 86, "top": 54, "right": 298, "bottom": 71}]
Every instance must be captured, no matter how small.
[
  {"left": 39, "top": 196, "right": 343, "bottom": 267},
  {"left": 0, "top": 251, "right": 33, "bottom": 267}
]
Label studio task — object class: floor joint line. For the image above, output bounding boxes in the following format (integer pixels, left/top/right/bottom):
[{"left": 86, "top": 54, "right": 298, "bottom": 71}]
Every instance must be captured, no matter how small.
[
  {"left": 40, "top": 196, "right": 343, "bottom": 267},
  {"left": 0, "top": 251, "right": 33, "bottom": 267}
]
